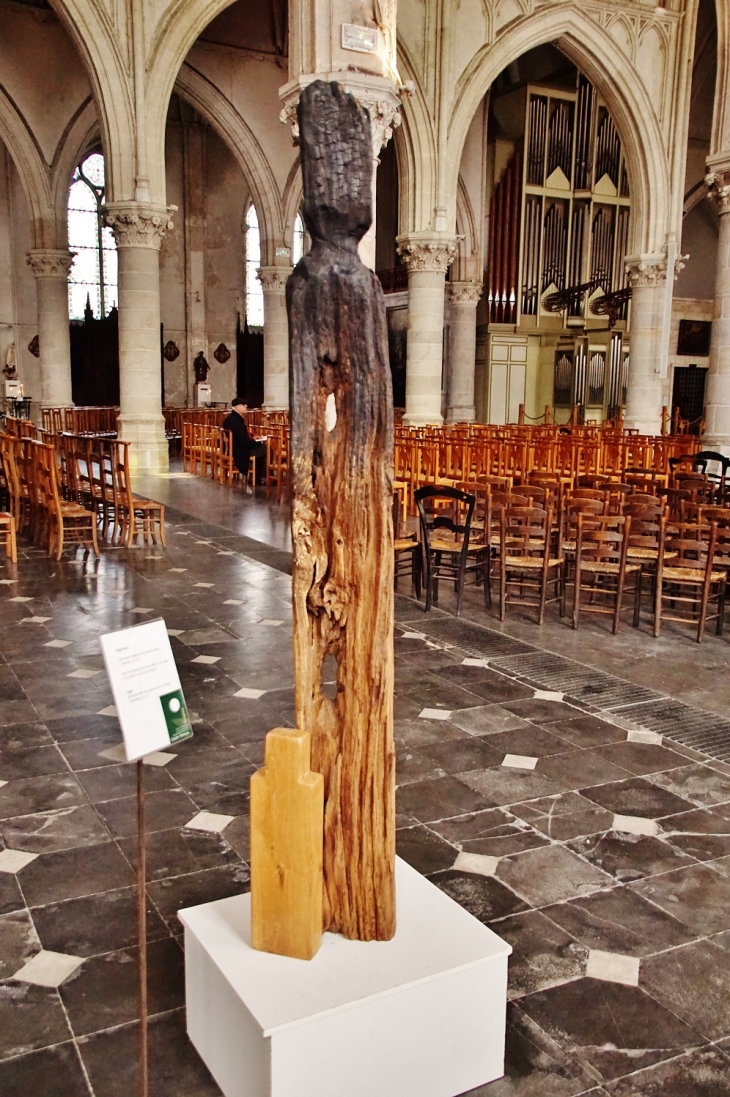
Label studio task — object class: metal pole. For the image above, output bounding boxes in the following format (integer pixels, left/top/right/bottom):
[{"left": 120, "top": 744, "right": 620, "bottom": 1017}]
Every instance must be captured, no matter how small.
[{"left": 137, "top": 759, "right": 149, "bottom": 1097}]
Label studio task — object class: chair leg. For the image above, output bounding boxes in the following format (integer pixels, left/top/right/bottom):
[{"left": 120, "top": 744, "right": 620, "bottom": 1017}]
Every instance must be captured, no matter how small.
[
  {"left": 455, "top": 549, "right": 468, "bottom": 617},
  {"left": 422, "top": 545, "right": 432, "bottom": 612},
  {"left": 717, "top": 580, "right": 726, "bottom": 636},
  {"left": 572, "top": 565, "right": 581, "bottom": 630},
  {"left": 613, "top": 568, "right": 627, "bottom": 635},
  {"left": 633, "top": 569, "right": 642, "bottom": 628}
]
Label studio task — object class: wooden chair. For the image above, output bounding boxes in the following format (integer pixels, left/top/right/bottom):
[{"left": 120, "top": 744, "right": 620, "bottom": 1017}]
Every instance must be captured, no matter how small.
[
  {"left": 572, "top": 514, "right": 641, "bottom": 633},
  {"left": 393, "top": 492, "right": 421, "bottom": 597},
  {"left": 497, "top": 505, "right": 565, "bottom": 624},
  {"left": 415, "top": 485, "right": 488, "bottom": 615},
  {"left": 113, "top": 444, "right": 166, "bottom": 547},
  {"left": 36, "top": 442, "right": 99, "bottom": 560},
  {"left": 654, "top": 520, "right": 726, "bottom": 642},
  {"left": 0, "top": 512, "right": 17, "bottom": 563}
]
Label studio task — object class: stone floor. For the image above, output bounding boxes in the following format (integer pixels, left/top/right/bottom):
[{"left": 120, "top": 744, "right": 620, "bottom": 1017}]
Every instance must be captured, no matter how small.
[{"left": 0, "top": 479, "right": 728, "bottom": 1096}]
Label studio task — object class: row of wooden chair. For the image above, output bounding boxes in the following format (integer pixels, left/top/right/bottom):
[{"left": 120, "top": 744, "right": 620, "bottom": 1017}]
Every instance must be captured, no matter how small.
[
  {"left": 401, "top": 484, "right": 729, "bottom": 643},
  {"left": 41, "top": 407, "right": 119, "bottom": 436}
]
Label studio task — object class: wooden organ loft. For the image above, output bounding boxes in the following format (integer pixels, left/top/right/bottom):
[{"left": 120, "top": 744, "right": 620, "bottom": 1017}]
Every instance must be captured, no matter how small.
[{"left": 485, "top": 74, "right": 632, "bottom": 424}]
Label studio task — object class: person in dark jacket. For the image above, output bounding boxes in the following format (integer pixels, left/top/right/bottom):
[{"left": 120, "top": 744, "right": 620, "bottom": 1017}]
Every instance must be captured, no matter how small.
[{"left": 223, "top": 398, "right": 267, "bottom": 484}]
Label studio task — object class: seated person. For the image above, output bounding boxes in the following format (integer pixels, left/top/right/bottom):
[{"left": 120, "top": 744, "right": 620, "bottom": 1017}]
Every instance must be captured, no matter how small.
[{"left": 223, "top": 398, "right": 267, "bottom": 484}]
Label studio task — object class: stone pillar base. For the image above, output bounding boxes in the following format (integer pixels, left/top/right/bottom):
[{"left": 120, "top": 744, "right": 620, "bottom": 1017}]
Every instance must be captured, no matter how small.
[
  {"left": 447, "top": 405, "right": 476, "bottom": 423},
  {"left": 117, "top": 414, "right": 169, "bottom": 474},
  {"left": 402, "top": 412, "right": 445, "bottom": 428}
]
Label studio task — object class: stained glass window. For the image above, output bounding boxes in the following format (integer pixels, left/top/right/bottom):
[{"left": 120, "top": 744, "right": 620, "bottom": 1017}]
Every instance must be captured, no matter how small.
[
  {"left": 292, "top": 212, "right": 305, "bottom": 265},
  {"left": 245, "top": 203, "right": 264, "bottom": 328},
  {"left": 67, "top": 152, "right": 117, "bottom": 320}
]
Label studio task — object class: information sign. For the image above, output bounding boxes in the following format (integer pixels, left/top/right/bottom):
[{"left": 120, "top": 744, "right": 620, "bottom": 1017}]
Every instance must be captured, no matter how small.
[{"left": 100, "top": 618, "right": 193, "bottom": 762}]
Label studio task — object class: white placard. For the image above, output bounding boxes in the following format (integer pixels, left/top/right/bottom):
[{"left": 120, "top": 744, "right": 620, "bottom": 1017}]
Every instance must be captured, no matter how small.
[
  {"left": 341, "top": 23, "right": 378, "bottom": 53},
  {"left": 100, "top": 618, "right": 193, "bottom": 762}
]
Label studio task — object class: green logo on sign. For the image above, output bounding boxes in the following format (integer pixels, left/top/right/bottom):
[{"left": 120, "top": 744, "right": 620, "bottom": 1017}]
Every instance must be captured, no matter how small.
[{"left": 160, "top": 689, "right": 193, "bottom": 744}]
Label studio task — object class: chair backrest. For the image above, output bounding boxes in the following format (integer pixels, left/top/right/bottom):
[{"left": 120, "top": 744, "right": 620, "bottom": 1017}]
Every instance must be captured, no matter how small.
[
  {"left": 415, "top": 485, "right": 475, "bottom": 546},
  {"left": 500, "top": 505, "right": 552, "bottom": 560},
  {"left": 660, "top": 521, "right": 718, "bottom": 572},
  {"left": 576, "top": 513, "right": 630, "bottom": 567}
]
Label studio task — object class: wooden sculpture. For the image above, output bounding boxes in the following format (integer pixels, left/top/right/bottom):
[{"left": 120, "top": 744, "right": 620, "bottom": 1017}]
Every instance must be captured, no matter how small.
[
  {"left": 287, "top": 80, "right": 396, "bottom": 942},
  {"left": 250, "top": 729, "right": 324, "bottom": 961}
]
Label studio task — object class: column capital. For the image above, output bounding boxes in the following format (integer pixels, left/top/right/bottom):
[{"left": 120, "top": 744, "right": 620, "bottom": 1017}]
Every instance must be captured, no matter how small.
[
  {"left": 705, "top": 166, "right": 730, "bottom": 215},
  {"left": 279, "top": 74, "right": 400, "bottom": 152},
  {"left": 449, "top": 280, "right": 483, "bottom": 305},
  {"left": 257, "top": 266, "right": 292, "bottom": 293},
  {"left": 624, "top": 253, "right": 668, "bottom": 288},
  {"left": 26, "top": 248, "right": 75, "bottom": 278},
  {"left": 105, "top": 203, "right": 176, "bottom": 249},
  {"left": 396, "top": 232, "right": 459, "bottom": 274}
]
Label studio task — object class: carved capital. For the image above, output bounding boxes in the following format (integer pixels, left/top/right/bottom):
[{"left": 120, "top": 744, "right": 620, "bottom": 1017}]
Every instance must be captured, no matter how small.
[
  {"left": 449, "top": 281, "right": 483, "bottom": 305},
  {"left": 26, "top": 248, "right": 75, "bottom": 278},
  {"left": 396, "top": 233, "right": 459, "bottom": 274},
  {"left": 279, "top": 74, "right": 400, "bottom": 153},
  {"left": 705, "top": 169, "right": 730, "bottom": 216},
  {"left": 104, "top": 203, "right": 175, "bottom": 249},
  {"left": 257, "top": 266, "right": 292, "bottom": 293},
  {"left": 624, "top": 253, "right": 668, "bottom": 288}
]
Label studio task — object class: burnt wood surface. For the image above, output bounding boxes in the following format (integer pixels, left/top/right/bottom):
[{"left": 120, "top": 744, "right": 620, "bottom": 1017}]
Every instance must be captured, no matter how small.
[{"left": 287, "top": 81, "right": 395, "bottom": 941}]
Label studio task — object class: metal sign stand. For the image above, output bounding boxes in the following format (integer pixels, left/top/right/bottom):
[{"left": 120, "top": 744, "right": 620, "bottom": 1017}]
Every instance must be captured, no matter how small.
[{"left": 137, "top": 760, "right": 149, "bottom": 1097}]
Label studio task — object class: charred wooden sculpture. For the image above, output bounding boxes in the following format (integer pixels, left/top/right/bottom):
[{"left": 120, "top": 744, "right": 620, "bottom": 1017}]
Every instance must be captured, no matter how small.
[{"left": 287, "top": 81, "right": 396, "bottom": 942}]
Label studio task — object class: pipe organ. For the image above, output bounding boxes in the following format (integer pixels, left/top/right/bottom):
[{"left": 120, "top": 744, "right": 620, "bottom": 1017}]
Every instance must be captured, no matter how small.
[
  {"left": 487, "top": 75, "right": 632, "bottom": 329},
  {"left": 486, "top": 71, "right": 632, "bottom": 423}
]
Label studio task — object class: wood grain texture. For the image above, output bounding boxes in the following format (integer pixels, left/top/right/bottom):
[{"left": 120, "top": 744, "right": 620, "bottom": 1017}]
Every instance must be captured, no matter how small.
[
  {"left": 250, "top": 729, "right": 324, "bottom": 961},
  {"left": 287, "top": 81, "right": 396, "bottom": 941}
]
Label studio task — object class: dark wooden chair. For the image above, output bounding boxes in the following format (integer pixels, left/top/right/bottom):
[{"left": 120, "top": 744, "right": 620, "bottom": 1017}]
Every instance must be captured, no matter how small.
[{"left": 415, "top": 485, "right": 488, "bottom": 615}]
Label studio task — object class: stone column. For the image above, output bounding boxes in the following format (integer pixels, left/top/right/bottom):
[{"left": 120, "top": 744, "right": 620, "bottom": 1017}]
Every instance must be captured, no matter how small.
[
  {"left": 258, "top": 266, "right": 292, "bottom": 410},
  {"left": 26, "top": 249, "right": 74, "bottom": 407},
  {"left": 447, "top": 281, "right": 482, "bottom": 422},
  {"left": 397, "top": 232, "right": 458, "bottom": 427},
  {"left": 703, "top": 167, "right": 730, "bottom": 451},
  {"left": 623, "top": 254, "right": 667, "bottom": 435},
  {"left": 105, "top": 203, "right": 174, "bottom": 473}
]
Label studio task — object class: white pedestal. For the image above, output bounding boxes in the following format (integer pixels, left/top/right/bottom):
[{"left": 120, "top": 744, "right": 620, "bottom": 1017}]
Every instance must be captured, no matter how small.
[
  {"left": 195, "top": 383, "right": 212, "bottom": 407},
  {"left": 180, "top": 857, "right": 511, "bottom": 1097}
]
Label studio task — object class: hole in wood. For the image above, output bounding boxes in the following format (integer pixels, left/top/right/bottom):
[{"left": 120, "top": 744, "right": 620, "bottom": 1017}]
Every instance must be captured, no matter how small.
[
  {"left": 321, "top": 651, "right": 338, "bottom": 700},
  {"left": 325, "top": 392, "right": 337, "bottom": 432}
]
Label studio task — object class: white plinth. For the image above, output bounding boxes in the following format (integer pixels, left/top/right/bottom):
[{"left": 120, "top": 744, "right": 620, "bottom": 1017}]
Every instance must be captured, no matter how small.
[
  {"left": 180, "top": 857, "right": 511, "bottom": 1097},
  {"left": 195, "top": 383, "right": 212, "bottom": 407}
]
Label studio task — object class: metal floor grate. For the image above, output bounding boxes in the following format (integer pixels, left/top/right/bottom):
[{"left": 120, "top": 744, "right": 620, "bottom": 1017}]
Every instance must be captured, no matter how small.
[
  {"left": 614, "top": 699, "right": 730, "bottom": 761},
  {"left": 489, "top": 652, "right": 660, "bottom": 709},
  {"left": 402, "top": 615, "right": 535, "bottom": 657},
  {"left": 395, "top": 608, "right": 730, "bottom": 765}
]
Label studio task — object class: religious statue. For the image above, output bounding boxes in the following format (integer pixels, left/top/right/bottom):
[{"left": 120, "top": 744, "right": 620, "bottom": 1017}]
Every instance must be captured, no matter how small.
[
  {"left": 193, "top": 351, "right": 209, "bottom": 384},
  {"left": 3, "top": 342, "right": 17, "bottom": 380}
]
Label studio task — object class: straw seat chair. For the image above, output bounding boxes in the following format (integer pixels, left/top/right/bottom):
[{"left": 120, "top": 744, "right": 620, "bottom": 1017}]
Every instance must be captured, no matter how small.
[
  {"left": 654, "top": 520, "right": 726, "bottom": 642},
  {"left": 497, "top": 505, "right": 565, "bottom": 624},
  {"left": 572, "top": 514, "right": 641, "bottom": 633},
  {"left": 415, "top": 485, "right": 488, "bottom": 615}
]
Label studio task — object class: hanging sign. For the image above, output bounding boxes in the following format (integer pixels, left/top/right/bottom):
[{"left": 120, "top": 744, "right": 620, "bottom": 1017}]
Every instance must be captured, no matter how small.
[{"left": 100, "top": 618, "right": 193, "bottom": 762}]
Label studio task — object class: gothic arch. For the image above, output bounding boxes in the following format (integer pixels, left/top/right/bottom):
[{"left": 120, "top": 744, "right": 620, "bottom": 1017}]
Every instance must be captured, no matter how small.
[
  {"left": 47, "top": 0, "right": 135, "bottom": 203},
  {"left": 174, "top": 62, "right": 284, "bottom": 266},
  {"left": 395, "top": 37, "right": 437, "bottom": 234},
  {"left": 282, "top": 156, "right": 303, "bottom": 253},
  {"left": 448, "top": 4, "right": 670, "bottom": 256},
  {"left": 0, "top": 85, "right": 55, "bottom": 247},
  {"left": 50, "top": 97, "right": 100, "bottom": 241},
  {"left": 453, "top": 176, "right": 480, "bottom": 282}
]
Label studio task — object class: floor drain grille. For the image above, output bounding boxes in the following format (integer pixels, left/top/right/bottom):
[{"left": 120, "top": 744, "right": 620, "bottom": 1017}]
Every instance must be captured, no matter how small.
[
  {"left": 400, "top": 616, "right": 535, "bottom": 657},
  {"left": 615, "top": 699, "right": 730, "bottom": 760}
]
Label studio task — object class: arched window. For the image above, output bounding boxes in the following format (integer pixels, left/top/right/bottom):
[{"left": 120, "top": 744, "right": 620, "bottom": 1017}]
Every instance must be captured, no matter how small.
[
  {"left": 292, "top": 212, "right": 305, "bottom": 265},
  {"left": 67, "top": 152, "right": 117, "bottom": 320},
  {"left": 245, "top": 203, "right": 264, "bottom": 328}
]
